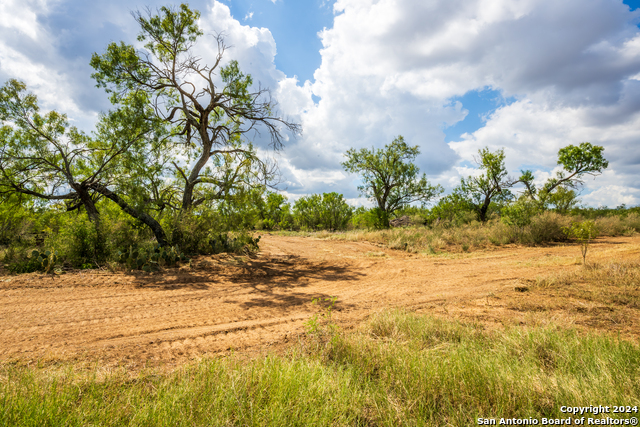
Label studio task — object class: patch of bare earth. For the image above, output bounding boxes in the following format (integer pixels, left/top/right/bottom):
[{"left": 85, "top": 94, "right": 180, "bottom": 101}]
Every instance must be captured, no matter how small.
[{"left": 1, "top": 234, "right": 639, "bottom": 370}]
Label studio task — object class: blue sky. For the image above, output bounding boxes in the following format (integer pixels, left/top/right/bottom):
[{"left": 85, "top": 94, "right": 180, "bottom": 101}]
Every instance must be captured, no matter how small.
[
  {"left": 221, "top": 0, "right": 336, "bottom": 84},
  {"left": 625, "top": 0, "right": 640, "bottom": 10},
  {"left": 1, "top": 0, "right": 640, "bottom": 207}
]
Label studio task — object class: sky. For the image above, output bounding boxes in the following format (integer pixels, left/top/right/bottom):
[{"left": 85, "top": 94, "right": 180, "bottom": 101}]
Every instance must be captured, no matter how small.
[{"left": 1, "top": 0, "right": 640, "bottom": 208}]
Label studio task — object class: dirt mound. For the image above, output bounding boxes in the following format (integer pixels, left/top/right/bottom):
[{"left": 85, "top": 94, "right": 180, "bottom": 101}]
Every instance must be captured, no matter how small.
[{"left": 1, "top": 234, "right": 638, "bottom": 370}]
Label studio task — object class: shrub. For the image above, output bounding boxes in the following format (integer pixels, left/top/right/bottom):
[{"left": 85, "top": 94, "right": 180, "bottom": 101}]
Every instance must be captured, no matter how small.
[
  {"left": 260, "top": 193, "right": 293, "bottom": 230},
  {"left": 563, "top": 220, "right": 599, "bottom": 265},
  {"left": 501, "top": 199, "right": 540, "bottom": 240},
  {"left": 209, "top": 232, "right": 261, "bottom": 255},
  {"left": 294, "top": 193, "right": 352, "bottom": 231},
  {"left": 116, "top": 245, "right": 188, "bottom": 272},
  {"left": 525, "top": 211, "right": 570, "bottom": 244}
]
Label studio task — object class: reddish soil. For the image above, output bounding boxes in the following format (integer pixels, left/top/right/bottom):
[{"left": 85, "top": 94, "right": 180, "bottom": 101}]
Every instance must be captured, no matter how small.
[{"left": 1, "top": 234, "right": 639, "bottom": 369}]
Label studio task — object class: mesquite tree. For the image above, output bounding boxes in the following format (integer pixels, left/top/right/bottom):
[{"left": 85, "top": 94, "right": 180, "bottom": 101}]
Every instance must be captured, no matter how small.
[
  {"left": 0, "top": 80, "right": 170, "bottom": 247},
  {"left": 90, "top": 4, "right": 300, "bottom": 214},
  {"left": 458, "top": 147, "right": 519, "bottom": 222},
  {"left": 342, "top": 136, "right": 442, "bottom": 226},
  {"left": 520, "top": 142, "right": 608, "bottom": 207}
]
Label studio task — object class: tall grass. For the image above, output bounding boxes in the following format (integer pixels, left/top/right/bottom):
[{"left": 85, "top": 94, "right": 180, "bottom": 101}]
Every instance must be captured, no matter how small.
[
  {"left": 2, "top": 311, "right": 639, "bottom": 426},
  {"left": 534, "top": 260, "right": 640, "bottom": 310},
  {"left": 317, "top": 212, "right": 640, "bottom": 253}
]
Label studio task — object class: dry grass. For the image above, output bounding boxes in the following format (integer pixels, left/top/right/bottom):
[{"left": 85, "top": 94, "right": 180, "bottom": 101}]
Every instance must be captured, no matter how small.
[
  {"left": 535, "top": 260, "right": 640, "bottom": 307},
  {"left": 500, "top": 260, "right": 640, "bottom": 338},
  {"left": 312, "top": 212, "right": 640, "bottom": 255}
]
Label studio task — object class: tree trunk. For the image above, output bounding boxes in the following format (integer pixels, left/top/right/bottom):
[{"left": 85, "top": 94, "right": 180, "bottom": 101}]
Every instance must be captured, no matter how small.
[
  {"left": 181, "top": 150, "right": 211, "bottom": 212},
  {"left": 479, "top": 196, "right": 491, "bottom": 223},
  {"left": 75, "top": 186, "right": 101, "bottom": 226},
  {"left": 73, "top": 184, "right": 108, "bottom": 261},
  {"left": 89, "top": 183, "right": 169, "bottom": 247}
]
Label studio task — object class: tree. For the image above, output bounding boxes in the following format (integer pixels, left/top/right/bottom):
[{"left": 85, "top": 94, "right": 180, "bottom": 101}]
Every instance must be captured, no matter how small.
[
  {"left": 545, "top": 185, "right": 580, "bottom": 213},
  {"left": 0, "top": 80, "right": 100, "bottom": 224},
  {"left": 428, "top": 191, "right": 477, "bottom": 226},
  {"left": 457, "top": 147, "right": 519, "bottom": 222},
  {"left": 293, "top": 193, "right": 352, "bottom": 231},
  {"left": 90, "top": 4, "right": 300, "bottom": 214},
  {"left": 341, "top": 136, "right": 442, "bottom": 227},
  {"left": 563, "top": 220, "right": 598, "bottom": 265},
  {"left": 520, "top": 142, "right": 608, "bottom": 207},
  {"left": 0, "top": 79, "right": 171, "bottom": 247},
  {"left": 260, "top": 192, "right": 292, "bottom": 230}
]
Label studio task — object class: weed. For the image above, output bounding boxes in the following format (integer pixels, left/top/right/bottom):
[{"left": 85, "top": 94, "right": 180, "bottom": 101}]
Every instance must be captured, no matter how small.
[
  {"left": 305, "top": 296, "right": 339, "bottom": 338},
  {"left": 563, "top": 220, "right": 598, "bottom": 265}
]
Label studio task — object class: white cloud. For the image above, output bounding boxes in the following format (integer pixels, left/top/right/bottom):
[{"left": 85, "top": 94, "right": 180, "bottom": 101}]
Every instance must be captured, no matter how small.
[
  {"left": 292, "top": 0, "right": 640, "bottom": 205},
  {"left": 0, "top": 0, "right": 49, "bottom": 41},
  {"left": 581, "top": 184, "right": 640, "bottom": 207}
]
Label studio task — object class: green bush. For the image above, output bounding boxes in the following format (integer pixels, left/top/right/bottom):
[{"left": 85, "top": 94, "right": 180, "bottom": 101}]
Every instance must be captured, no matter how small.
[
  {"left": 116, "top": 244, "right": 188, "bottom": 272},
  {"left": 259, "top": 192, "right": 293, "bottom": 230},
  {"left": 41, "top": 215, "right": 103, "bottom": 268},
  {"left": 501, "top": 199, "right": 539, "bottom": 236},
  {"left": 209, "top": 232, "right": 261, "bottom": 255},
  {"left": 349, "top": 207, "right": 390, "bottom": 230},
  {"left": 164, "top": 211, "right": 217, "bottom": 255},
  {"left": 294, "top": 192, "right": 352, "bottom": 231}
]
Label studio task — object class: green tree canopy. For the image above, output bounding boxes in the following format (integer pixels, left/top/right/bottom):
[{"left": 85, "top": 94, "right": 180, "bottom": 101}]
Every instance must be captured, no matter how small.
[
  {"left": 341, "top": 136, "right": 442, "bottom": 226},
  {"left": 0, "top": 79, "right": 171, "bottom": 246},
  {"left": 457, "top": 147, "right": 518, "bottom": 222},
  {"left": 520, "top": 142, "right": 608, "bottom": 207},
  {"left": 293, "top": 192, "right": 352, "bottom": 231}
]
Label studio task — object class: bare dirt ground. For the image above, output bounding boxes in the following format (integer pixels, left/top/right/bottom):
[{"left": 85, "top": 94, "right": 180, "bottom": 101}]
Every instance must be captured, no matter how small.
[{"left": 1, "top": 234, "right": 639, "bottom": 370}]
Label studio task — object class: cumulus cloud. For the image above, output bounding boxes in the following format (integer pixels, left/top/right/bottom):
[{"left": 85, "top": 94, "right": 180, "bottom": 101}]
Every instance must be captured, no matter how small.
[{"left": 299, "top": 0, "right": 640, "bottom": 205}]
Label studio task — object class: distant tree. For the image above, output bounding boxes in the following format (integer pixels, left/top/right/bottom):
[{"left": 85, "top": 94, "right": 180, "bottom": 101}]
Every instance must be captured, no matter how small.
[
  {"left": 545, "top": 185, "right": 580, "bottom": 213},
  {"left": 428, "top": 191, "right": 477, "bottom": 226},
  {"left": 520, "top": 142, "right": 608, "bottom": 208},
  {"left": 260, "top": 192, "right": 292, "bottom": 230},
  {"left": 457, "top": 147, "right": 519, "bottom": 222},
  {"left": 293, "top": 192, "right": 352, "bottom": 231},
  {"left": 341, "top": 136, "right": 442, "bottom": 227}
]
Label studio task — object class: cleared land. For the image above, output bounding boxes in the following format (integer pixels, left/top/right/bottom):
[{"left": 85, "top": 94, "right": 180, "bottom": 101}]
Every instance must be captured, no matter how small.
[{"left": 1, "top": 234, "right": 639, "bottom": 369}]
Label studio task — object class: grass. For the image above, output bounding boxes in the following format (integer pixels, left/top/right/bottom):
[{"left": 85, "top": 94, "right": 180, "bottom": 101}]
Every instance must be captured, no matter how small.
[
  {"left": 2, "top": 310, "right": 639, "bottom": 426},
  {"left": 499, "top": 258, "right": 640, "bottom": 339},
  {"left": 316, "top": 212, "right": 568, "bottom": 254},
  {"left": 532, "top": 260, "right": 640, "bottom": 313},
  {"left": 309, "top": 212, "right": 640, "bottom": 255}
]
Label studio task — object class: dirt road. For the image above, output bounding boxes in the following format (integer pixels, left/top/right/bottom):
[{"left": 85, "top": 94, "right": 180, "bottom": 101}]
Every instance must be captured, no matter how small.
[{"left": 1, "top": 234, "right": 638, "bottom": 369}]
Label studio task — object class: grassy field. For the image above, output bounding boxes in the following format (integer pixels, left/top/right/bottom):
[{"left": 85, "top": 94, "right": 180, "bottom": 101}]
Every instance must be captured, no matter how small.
[
  {"left": 2, "top": 309, "right": 639, "bottom": 426},
  {"left": 305, "top": 212, "right": 640, "bottom": 254}
]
